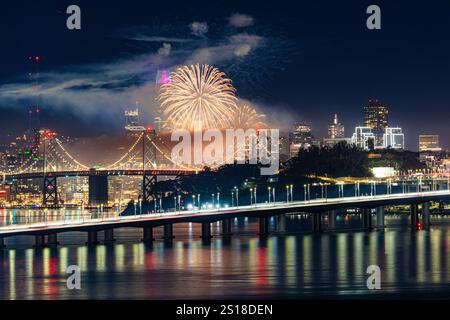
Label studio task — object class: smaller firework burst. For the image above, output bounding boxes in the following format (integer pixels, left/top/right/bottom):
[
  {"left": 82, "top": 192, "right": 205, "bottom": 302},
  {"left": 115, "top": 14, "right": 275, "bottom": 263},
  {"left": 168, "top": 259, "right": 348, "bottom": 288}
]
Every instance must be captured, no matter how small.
[{"left": 232, "top": 103, "right": 267, "bottom": 129}]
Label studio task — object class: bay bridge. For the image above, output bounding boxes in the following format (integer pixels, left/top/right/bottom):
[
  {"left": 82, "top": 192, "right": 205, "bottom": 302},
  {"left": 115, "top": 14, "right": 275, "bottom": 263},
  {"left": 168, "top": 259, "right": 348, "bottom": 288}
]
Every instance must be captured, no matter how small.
[{"left": 1, "top": 129, "right": 199, "bottom": 206}]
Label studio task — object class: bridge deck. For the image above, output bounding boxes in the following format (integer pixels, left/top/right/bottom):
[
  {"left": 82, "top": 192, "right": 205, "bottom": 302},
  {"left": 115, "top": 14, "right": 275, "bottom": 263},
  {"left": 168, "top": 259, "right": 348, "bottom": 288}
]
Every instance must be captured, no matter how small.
[
  {"left": 1, "top": 190, "right": 449, "bottom": 238},
  {"left": 3, "top": 168, "right": 199, "bottom": 180}
]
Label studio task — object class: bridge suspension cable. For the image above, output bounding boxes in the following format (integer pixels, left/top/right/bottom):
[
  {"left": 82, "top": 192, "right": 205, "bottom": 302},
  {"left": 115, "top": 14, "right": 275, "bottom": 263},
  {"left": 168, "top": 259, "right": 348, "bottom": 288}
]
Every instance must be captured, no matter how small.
[
  {"left": 53, "top": 138, "right": 90, "bottom": 170},
  {"left": 104, "top": 132, "right": 145, "bottom": 170}
]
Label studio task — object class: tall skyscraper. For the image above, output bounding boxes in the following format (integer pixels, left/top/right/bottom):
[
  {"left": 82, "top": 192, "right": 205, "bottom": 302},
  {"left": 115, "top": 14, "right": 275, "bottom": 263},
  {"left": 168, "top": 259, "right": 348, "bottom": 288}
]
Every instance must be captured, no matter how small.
[
  {"left": 328, "top": 114, "right": 345, "bottom": 138},
  {"left": 419, "top": 135, "right": 441, "bottom": 152},
  {"left": 124, "top": 109, "right": 145, "bottom": 134},
  {"left": 291, "top": 123, "right": 312, "bottom": 146},
  {"left": 289, "top": 123, "right": 313, "bottom": 157},
  {"left": 383, "top": 127, "right": 404, "bottom": 150},
  {"left": 364, "top": 99, "right": 389, "bottom": 147}
]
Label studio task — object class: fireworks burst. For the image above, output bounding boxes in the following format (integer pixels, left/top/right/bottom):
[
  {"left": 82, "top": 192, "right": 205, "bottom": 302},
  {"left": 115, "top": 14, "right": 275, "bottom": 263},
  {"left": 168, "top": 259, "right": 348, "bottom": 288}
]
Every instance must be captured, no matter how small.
[
  {"left": 158, "top": 64, "right": 237, "bottom": 130},
  {"left": 232, "top": 103, "right": 267, "bottom": 129}
]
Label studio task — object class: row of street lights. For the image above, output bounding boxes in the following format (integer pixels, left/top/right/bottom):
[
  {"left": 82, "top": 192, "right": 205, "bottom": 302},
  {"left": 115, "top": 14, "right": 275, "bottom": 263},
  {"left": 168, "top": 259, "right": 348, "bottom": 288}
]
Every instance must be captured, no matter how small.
[{"left": 151, "top": 176, "right": 450, "bottom": 213}]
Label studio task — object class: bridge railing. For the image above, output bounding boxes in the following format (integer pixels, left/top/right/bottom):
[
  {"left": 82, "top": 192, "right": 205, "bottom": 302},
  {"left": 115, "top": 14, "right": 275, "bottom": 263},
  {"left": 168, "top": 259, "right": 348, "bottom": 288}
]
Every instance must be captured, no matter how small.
[{"left": 0, "top": 188, "right": 449, "bottom": 233}]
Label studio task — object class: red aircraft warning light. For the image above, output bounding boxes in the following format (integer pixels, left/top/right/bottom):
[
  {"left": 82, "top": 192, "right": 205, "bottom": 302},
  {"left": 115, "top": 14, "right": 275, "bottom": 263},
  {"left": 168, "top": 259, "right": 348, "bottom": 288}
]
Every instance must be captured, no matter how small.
[{"left": 45, "top": 130, "right": 55, "bottom": 138}]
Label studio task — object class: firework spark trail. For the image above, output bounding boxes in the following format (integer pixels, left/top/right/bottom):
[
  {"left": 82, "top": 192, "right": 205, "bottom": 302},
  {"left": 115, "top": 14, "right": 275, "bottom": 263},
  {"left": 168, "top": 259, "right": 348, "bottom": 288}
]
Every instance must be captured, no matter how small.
[
  {"left": 232, "top": 103, "right": 267, "bottom": 129},
  {"left": 158, "top": 64, "right": 238, "bottom": 130}
]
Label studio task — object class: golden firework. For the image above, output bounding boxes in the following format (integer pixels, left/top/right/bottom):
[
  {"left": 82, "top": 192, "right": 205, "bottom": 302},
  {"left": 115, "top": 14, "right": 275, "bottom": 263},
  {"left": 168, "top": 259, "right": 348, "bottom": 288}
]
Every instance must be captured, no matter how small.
[
  {"left": 232, "top": 103, "right": 267, "bottom": 129},
  {"left": 159, "top": 64, "right": 237, "bottom": 130}
]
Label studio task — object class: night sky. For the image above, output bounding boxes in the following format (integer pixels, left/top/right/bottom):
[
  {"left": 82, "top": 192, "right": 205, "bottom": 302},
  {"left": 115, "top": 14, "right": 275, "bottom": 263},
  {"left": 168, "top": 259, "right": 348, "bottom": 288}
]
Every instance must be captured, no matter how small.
[{"left": 1, "top": 0, "right": 449, "bottom": 150}]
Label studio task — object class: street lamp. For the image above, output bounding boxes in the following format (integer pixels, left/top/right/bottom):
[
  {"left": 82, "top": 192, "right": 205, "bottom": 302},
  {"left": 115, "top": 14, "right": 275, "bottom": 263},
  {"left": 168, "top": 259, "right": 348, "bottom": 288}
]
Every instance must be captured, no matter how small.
[
  {"left": 267, "top": 187, "right": 271, "bottom": 203},
  {"left": 234, "top": 187, "right": 239, "bottom": 207},
  {"left": 216, "top": 192, "right": 220, "bottom": 208},
  {"left": 250, "top": 188, "right": 253, "bottom": 205},
  {"left": 290, "top": 184, "right": 293, "bottom": 202},
  {"left": 254, "top": 187, "right": 257, "bottom": 204},
  {"left": 192, "top": 194, "right": 196, "bottom": 210},
  {"left": 286, "top": 185, "right": 289, "bottom": 203},
  {"left": 231, "top": 191, "right": 234, "bottom": 207},
  {"left": 272, "top": 187, "right": 276, "bottom": 204},
  {"left": 337, "top": 183, "right": 344, "bottom": 198}
]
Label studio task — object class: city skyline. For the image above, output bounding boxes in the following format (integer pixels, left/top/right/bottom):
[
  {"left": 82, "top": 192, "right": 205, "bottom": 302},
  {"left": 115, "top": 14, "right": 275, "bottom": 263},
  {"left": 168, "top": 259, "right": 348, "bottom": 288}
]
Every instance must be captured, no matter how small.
[
  {"left": 0, "top": 1, "right": 449, "bottom": 150},
  {"left": 1, "top": 1, "right": 450, "bottom": 304}
]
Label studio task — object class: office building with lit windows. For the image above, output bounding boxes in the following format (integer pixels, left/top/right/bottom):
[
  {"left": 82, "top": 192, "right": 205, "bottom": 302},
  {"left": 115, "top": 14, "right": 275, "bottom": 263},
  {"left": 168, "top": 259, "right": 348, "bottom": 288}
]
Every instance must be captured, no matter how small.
[
  {"left": 328, "top": 114, "right": 345, "bottom": 139},
  {"left": 289, "top": 123, "right": 313, "bottom": 156},
  {"left": 419, "top": 134, "right": 441, "bottom": 152},
  {"left": 364, "top": 99, "right": 389, "bottom": 147}
]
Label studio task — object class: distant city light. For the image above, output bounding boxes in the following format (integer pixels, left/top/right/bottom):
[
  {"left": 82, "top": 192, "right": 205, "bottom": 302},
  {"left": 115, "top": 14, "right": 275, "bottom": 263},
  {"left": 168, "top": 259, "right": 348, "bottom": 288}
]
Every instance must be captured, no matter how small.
[{"left": 372, "top": 167, "right": 395, "bottom": 178}]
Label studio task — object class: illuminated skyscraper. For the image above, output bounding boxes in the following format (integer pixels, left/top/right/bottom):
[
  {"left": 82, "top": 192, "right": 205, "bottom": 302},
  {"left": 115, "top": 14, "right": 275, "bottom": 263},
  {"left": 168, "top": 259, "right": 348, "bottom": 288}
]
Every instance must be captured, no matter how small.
[
  {"left": 291, "top": 123, "right": 312, "bottom": 147},
  {"left": 364, "top": 99, "right": 388, "bottom": 147},
  {"left": 124, "top": 109, "right": 145, "bottom": 133},
  {"left": 328, "top": 114, "right": 345, "bottom": 138},
  {"left": 352, "top": 126, "right": 375, "bottom": 150},
  {"left": 289, "top": 123, "right": 313, "bottom": 157}
]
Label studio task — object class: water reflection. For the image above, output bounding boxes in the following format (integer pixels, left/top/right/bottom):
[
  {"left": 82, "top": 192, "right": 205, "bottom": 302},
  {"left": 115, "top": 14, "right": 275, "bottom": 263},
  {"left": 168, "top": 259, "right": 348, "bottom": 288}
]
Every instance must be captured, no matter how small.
[{"left": 0, "top": 215, "right": 449, "bottom": 299}]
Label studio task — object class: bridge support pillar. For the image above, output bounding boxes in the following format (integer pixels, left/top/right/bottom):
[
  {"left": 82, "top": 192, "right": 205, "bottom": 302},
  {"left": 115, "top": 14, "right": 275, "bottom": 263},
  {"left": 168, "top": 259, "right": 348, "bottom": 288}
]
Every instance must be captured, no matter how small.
[
  {"left": 143, "top": 175, "right": 157, "bottom": 202},
  {"left": 438, "top": 201, "right": 445, "bottom": 214},
  {"left": 34, "top": 235, "right": 45, "bottom": 247},
  {"left": 163, "top": 224, "right": 174, "bottom": 241},
  {"left": 142, "top": 227, "right": 154, "bottom": 243},
  {"left": 411, "top": 204, "right": 419, "bottom": 229},
  {"left": 422, "top": 202, "right": 431, "bottom": 227},
  {"left": 376, "top": 206, "right": 385, "bottom": 229},
  {"left": 362, "top": 208, "right": 373, "bottom": 231},
  {"left": 43, "top": 176, "right": 58, "bottom": 206},
  {"left": 201, "top": 222, "right": 212, "bottom": 239},
  {"left": 221, "top": 219, "right": 232, "bottom": 236},
  {"left": 88, "top": 173, "right": 108, "bottom": 207},
  {"left": 311, "top": 213, "right": 322, "bottom": 233},
  {"left": 86, "top": 231, "right": 99, "bottom": 245},
  {"left": 276, "top": 214, "right": 286, "bottom": 233},
  {"left": 259, "top": 217, "right": 270, "bottom": 236},
  {"left": 327, "top": 210, "right": 336, "bottom": 230},
  {"left": 46, "top": 233, "right": 59, "bottom": 246},
  {"left": 103, "top": 229, "right": 115, "bottom": 243}
]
